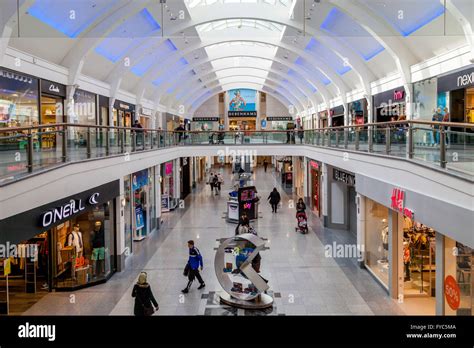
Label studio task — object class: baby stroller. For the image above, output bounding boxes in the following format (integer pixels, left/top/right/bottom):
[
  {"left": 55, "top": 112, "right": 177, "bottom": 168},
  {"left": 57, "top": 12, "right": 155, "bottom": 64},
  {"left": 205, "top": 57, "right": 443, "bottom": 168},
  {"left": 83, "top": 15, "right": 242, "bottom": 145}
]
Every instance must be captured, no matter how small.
[{"left": 295, "top": 211, "right": 308, "bottom": 234}]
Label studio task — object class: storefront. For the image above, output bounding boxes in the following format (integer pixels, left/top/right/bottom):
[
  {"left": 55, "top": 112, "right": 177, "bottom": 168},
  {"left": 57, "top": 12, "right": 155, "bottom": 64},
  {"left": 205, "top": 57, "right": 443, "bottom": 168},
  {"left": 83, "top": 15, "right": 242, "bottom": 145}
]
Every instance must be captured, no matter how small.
[
  {"left": 437, "top": 66, "right": 474, "bottom": 135},
  {"left": 160, "top": 160, "right": 178, "bottom": 212},
  {"left": 192, "top": 116, "right": 219, "bottom": 131},
  {"left": 266, "top": 116, "right": 293, "bottom": 130},
  {"left": 180, "top": 157, "right": 191, "bottom": 199},
  {"left": 98, "top": 95, "right": 109, "bottom": 126},
  {"left": 39, "top": 79, "right": 66, "bottom": 149},
  {"left": 330, "top": 105, "right": 345, "bottom": 127},
  {"left": 348, "top": 98, "right": 368, "bottom": 125},
  {"left": 228, "top": 111, "right": 257, "bottom": 131},
  {"left": 373, "top": 87, "right": 407, "bottom": 123},
  {"left": 308, "top": 160, "right": 321, "bottom": 217},
  {"left": 70, "top": 89, "right": 97, "bottom": 147},
  {"left": 113, "top": 100, "right": 135, "bottom": 128},
  {"left": 124, "top": 169, "right": 156, "bottom": 242},
  {"left": 325, "top": 167, "right": 357, "bottom": 235},
  {"left": 0, "top": 68, "right": 39, "bottom": 130},
  {"left": 0, "top": 181, "right": 119, "bottom": 302},
  {"left": 318, "top": 110, "right": 329, "bottom": 128},
  {"left": 276, "top": 156, "right": 293, "bottom": 189},
  {"left": 357, "top": 175, "right": 473, "bottom": 315},
  {"left": 165, "top": 113, "right": 180, "bottom": 131},
  {"left": 139, "top": 107, "right": 153, "bottom": 129}
]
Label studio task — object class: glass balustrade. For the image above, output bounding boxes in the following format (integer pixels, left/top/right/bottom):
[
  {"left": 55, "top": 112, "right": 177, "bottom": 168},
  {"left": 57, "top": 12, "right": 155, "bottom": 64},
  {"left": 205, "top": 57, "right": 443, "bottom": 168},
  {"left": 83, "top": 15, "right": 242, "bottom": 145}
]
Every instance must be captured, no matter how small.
[{"left": 1, "top": 121, "right": 473, "bottom": 184}]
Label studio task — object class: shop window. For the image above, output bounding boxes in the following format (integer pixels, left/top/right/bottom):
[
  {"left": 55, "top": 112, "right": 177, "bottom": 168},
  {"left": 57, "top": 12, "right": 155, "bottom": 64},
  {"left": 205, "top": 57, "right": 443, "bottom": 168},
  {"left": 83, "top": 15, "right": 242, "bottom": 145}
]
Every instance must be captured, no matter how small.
[
  {"left": 364, "top": 199, "right": 389, "bottom": 288},
  {"left": 445, "top": 238, "right": 473, "bottom": 315},
  {"left": 51, "top": 202, "right": 115, "bottom": 289},
  {"left": 402, "top": 217, "right": 436, "bottom": 297}
]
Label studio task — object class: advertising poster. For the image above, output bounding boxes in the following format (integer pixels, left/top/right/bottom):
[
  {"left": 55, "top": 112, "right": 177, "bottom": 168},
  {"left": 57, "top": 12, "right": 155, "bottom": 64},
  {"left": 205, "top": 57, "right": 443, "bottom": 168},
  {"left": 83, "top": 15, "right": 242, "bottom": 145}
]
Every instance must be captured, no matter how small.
[
  {"left": 135, "top": 206, "right": 145, "bottom": 230},
  {"left": 161, "top": 194, "right": 170, "bottom": 212},
  {"left": 228, "top": 89, "right": 256, "bottom": 111},
  {"left": 132, "top": 169, "right": 149, "bottom": 191}
]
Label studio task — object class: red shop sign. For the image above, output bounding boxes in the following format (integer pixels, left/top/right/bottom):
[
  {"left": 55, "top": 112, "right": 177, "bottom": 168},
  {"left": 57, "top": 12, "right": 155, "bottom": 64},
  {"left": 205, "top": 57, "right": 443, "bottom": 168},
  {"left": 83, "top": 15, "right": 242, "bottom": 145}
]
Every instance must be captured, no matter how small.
[
  {"left": 390, "top": 188, "right": 414, "bottom": 220},
  {"left": 444, "top": 275, "right": 460, "bottom": 310},
  {"left": 393, "top": 90, "right": 405, "bottom": 101}
]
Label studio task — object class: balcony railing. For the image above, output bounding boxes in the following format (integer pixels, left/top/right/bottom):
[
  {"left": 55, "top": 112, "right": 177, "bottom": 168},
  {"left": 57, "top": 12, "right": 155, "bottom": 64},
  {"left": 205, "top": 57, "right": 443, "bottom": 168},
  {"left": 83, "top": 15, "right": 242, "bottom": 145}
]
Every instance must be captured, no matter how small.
[{"left": 0, "top": 120, "right": 473, "bottom": 185}]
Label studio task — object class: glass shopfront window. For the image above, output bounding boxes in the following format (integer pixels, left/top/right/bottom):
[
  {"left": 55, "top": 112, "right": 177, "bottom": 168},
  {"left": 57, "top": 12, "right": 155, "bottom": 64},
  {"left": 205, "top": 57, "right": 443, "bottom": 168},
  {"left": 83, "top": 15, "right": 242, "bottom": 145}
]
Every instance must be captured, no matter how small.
[
  {"left": 70, "top": 89, "right": 97, "bottom": 148},
  {"left": 444, "top": 238, "right": 473, "bottom": 315},
  {"left": 364, "top": 198, "right": 390, "bottom": 288},
  {"left": 51, "top": 201, "right": 115, "bottom": 289},
  {"left": 0, "top": 69, "right": 39, "bottom": 129}
]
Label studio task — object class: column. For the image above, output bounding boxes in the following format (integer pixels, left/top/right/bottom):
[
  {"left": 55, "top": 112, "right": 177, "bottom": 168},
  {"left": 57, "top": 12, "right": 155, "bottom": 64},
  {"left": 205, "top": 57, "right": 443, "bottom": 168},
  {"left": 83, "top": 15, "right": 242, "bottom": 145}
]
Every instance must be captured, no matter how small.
[
  {"left": 356, "top": 193, "right": 366, "bottom": 268},
  {"left": 174, "top": 158, "right": 181, "bottom": 201},
  {"left": 321, "top": 163, "right": 329, "bottom": 227},
  {"left": 154, "top": 164, "right": 162, "bottom": 231},
  {"left": 116, "top": 176, "right": 126, "bottom": 271},
  {"left": 436, "top": 234, "right": 445, "bottom": 315}
]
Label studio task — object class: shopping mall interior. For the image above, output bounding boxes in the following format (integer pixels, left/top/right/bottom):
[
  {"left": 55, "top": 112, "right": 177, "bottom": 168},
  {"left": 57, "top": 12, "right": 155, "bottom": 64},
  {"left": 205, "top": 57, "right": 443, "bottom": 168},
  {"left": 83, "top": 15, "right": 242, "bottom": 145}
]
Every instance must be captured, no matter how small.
[{"left": 0, "top": 0, "right": 473, "bottom": 328}]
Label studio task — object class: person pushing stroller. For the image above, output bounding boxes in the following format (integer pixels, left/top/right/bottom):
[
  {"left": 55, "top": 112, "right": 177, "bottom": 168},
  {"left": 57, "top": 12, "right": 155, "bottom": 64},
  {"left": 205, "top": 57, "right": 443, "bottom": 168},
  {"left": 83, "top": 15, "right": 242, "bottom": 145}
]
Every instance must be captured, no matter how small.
[{"left": 295, "top": 198, "right": 308, "bottom": 234}]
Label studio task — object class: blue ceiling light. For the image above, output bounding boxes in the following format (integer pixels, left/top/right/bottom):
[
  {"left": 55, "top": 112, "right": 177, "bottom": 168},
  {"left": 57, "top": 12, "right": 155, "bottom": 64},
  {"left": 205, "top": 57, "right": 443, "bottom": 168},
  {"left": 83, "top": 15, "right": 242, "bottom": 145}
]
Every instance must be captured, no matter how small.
[
  {"left": 131, "top": 39, "right": 177, "bottom": 77},
  {"left": 95, "top": 8, "right": 161, "bottom": 63},
  {"left": 294, "top": 57, "right": 332, "bottom": 86},
  {"left": 288, "top": 68, "right": 317, "bottom": 93},
  {"left": 321, "top": 7, "right": 385, "bottom": 61},
  {"left": 28, "top": 0, "right": 116, "bottom": 38},
  {"left": 304, "top": 38, "right": 351, "bottom": 75},
  {"left": 362, "top": 0, "right": 445, "bottom": 37}
]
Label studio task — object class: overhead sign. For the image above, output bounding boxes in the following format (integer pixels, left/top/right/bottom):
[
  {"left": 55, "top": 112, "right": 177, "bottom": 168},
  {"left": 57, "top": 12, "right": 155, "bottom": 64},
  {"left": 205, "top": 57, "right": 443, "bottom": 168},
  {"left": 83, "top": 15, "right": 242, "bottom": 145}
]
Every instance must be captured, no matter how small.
[
  {"left": 309, "top": 160, "right": 319, "bottom": 170},
  {"left": 41, "top": 79, "right": 66, "bottom": 97},
  {"left": 267, "top": 116, "right": 292, "bottom": 121},
  {"left": 228, "top": 111, "right": 257, "bottom": 117},
  {"left": 390, "top": 188, "right": 414, "bottom": 220},
  {"left": 437, "top": 66, "right": 474, "bottom": 92},
  {"left": 192, "top": 117, "right": 219, "bottom": 122},
  {"left": 140, "top": 107, "right": 153, "bottom": 116},
  {"left": 333, "top": 169, "right": 355, "bottom": 186},
  {"left": 0, "top": 69, "right": 34, "bottom": 84}
]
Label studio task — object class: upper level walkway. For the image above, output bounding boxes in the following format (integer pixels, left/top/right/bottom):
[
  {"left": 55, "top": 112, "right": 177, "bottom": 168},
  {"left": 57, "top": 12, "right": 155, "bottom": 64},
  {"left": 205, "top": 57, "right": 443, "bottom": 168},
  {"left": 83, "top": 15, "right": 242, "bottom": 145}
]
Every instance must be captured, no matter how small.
[{"left": 1, "top": 120, "right": 473, "bottom": 186}]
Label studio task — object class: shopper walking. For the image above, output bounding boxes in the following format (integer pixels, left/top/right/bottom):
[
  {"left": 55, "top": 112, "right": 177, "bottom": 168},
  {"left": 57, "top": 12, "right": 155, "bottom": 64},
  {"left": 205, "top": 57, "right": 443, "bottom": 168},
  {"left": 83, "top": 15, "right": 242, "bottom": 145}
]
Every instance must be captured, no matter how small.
[
  {"left": 263, "top": 159, "right": 268, "bottom": 172},
  {"left": 212, "top": 174, "right": 220, "bottom": 195},
  {"left": 175, "top": 123, "right": 185, "bottom": 144},
  {"left": 298, "top": 126, "right": 304, "bottom": 144},
  {"left": 267, "top": 187, "right": 281, "bottom": 213},
  {"left": 182, "top": 240, "right": 205, "bottom": 293},
  {"left": 296, "top": 197, "right": 306, "bottom": 214},
  {"left": 131, "top": 272, "right": 159, "bottom": 316},
  {"left": 235, "top": 212, "right": 250, "bottom": 235},
  {"left": 217, "top": 172, "right": 224, "bottom": 192},
  {"left": 132, "top": 120, "right": 143, "bottom": 148},
  {"left": 208, "top": 172, "right": 215, "bottom": 193}
]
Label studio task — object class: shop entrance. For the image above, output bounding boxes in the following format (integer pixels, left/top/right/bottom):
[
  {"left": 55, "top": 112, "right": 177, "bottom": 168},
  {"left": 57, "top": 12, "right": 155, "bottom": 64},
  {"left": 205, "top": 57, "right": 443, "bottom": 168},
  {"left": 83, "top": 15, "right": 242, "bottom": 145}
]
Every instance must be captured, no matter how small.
[
  {"left": 40, "top": 95, "right": 64, "bottom": 149},
  {"left": 229, "top": 119, "right": 256, "bottom": 131},
  {"left": 310, "top": 163, "right": 320, "bottom": 216}
]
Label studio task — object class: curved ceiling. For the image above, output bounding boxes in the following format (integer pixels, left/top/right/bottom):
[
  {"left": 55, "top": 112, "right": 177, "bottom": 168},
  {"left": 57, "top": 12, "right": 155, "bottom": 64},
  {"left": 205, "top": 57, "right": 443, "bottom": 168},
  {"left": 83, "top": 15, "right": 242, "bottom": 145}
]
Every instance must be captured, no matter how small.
[{"left": 2, "top": 0, "right": 472, "bottom": 115}]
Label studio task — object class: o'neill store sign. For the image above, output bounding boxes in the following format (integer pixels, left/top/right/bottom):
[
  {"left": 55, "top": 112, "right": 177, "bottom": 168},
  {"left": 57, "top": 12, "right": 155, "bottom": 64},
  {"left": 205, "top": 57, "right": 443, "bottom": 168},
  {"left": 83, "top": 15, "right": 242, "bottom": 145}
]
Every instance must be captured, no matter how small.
[
  {"left": 40, "top": 192, "right": 101, "bottom": 228},
  {"left": 0, "top": 181, "right": 120, "bottom": 245}
]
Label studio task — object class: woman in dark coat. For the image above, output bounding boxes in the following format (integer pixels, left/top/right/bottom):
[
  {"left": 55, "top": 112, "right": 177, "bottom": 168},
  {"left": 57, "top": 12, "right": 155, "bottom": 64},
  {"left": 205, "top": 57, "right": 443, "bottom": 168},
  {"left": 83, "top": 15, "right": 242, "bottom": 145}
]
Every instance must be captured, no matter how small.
[
  {"left": 132, "top": 272, "right": 159, "bottom": 316},
  {"left": 267, "top": 187, "right": 281, "bottom": 213}
]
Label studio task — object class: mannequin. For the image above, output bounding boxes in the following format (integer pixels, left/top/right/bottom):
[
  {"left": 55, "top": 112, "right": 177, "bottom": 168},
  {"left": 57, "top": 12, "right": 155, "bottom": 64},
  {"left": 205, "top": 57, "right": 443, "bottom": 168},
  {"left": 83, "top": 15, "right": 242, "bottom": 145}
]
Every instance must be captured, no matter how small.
[
  {"left": 67, "top": 224, "right": 83, "bottom": 280},
  {"left": 403, "top": 241, "right": 411, "bottom": 281},
  {"left": 91, "top": 221, "right": 105, "bottom": 278}
]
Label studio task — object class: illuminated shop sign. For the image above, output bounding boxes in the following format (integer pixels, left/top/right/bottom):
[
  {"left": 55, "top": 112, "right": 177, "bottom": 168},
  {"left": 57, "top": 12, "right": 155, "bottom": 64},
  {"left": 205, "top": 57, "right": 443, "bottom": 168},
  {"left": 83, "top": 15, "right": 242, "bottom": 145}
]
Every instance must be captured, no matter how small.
[
  {"left": 41, "top": 79, "right": 66, "bottom": 97},
  {"left": 437, "top": 66, "right": 474, "bottom": 92},
  {"left": 0, "top": 69, "right": 34, "bottom": 84},
  {"left": 390, "top": 188, "right": 414, "bottom": 220},
  {"left": 228, "top": 111, "right": 257, "bottom": 117},
  {"left": 40, "top": 193, "right": 100, "bottom": 228},
  {"left": 393, "top": 90, "right": 405, "bottom": 101},
  {"left": 333, "top": 169, "right": 355, "bottom": 186},
  {"left": 267, "top": 116, "right": 292, "bottom": 121},
  {"left": 192, "top": 117, "right": 219, "bottom": 122}
]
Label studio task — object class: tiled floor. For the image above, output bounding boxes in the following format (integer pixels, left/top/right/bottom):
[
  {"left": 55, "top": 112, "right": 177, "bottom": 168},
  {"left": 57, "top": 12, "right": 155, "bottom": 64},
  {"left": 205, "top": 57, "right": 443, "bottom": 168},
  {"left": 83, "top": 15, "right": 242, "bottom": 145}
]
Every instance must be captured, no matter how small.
[{"left": 23, "top": 165, "right": 414, "bottom": 316}]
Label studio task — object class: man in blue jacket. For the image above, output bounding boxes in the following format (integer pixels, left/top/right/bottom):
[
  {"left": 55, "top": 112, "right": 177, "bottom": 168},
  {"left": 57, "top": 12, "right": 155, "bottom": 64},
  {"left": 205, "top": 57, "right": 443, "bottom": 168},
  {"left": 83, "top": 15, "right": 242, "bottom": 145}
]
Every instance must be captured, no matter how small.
[{"left": 182, "top": 240, "right": 205, "bottom": 293}]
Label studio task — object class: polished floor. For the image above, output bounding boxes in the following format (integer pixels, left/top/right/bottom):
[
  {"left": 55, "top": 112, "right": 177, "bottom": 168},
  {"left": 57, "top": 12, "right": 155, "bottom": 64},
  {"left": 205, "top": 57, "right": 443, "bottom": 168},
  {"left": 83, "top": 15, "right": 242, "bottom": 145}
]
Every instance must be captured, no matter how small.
[{"left": 22, "top": 166, "right": 429, "bottom": 316}]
